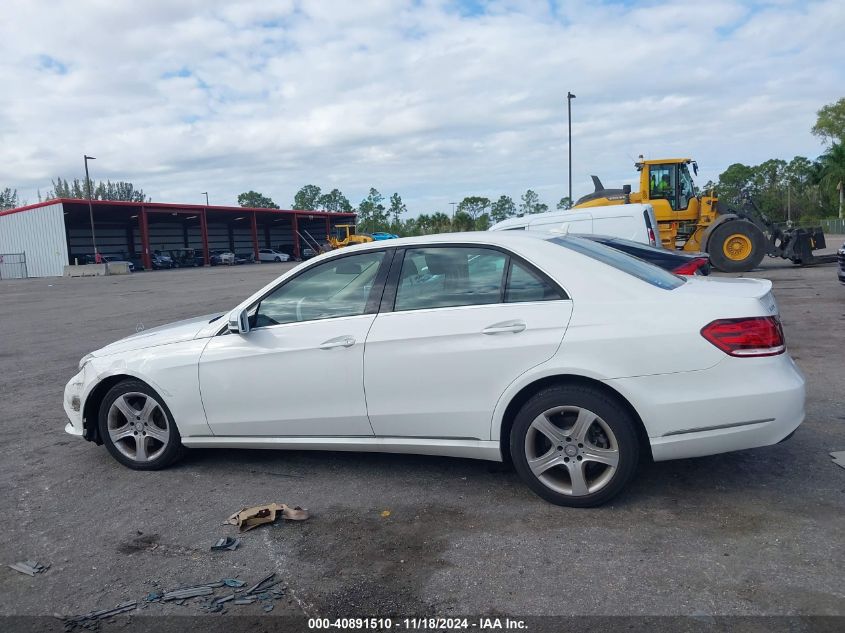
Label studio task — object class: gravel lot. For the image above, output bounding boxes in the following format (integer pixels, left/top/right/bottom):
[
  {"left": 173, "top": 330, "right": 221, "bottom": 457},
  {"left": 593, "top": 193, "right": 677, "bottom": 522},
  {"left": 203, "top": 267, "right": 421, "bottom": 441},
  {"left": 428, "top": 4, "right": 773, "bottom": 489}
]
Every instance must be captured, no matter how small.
[{"left": 1, "top": 243, "right": 843, "bottom": 622}]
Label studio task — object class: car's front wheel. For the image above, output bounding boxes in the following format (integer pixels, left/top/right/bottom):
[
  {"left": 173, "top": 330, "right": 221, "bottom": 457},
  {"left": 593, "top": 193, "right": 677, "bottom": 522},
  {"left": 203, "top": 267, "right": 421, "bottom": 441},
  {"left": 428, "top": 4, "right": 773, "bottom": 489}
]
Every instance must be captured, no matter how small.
[
  {"left": 510, "top": 385, "right": 639, "bottom": 507},
  {"left": 98, "top": 379, "right": 184, "bottom": 470}
]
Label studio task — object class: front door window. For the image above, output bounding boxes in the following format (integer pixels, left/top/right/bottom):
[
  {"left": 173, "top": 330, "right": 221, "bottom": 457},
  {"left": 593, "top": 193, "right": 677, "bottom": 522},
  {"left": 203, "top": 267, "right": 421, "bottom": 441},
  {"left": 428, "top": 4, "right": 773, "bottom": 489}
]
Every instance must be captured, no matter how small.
[{"left": 255, "top": 251, "right": 385, "bottom": 327}]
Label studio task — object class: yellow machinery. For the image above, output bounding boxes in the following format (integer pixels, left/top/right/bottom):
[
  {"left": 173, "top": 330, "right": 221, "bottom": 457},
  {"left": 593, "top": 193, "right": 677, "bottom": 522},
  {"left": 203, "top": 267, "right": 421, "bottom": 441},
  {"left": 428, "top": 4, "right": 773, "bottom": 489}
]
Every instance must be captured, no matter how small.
[
  {"left": 574, "top": 157, "right": 825, "bottom": 272},
  {"left": 326, "top": 224, "right": 374, "bottom": 249}
]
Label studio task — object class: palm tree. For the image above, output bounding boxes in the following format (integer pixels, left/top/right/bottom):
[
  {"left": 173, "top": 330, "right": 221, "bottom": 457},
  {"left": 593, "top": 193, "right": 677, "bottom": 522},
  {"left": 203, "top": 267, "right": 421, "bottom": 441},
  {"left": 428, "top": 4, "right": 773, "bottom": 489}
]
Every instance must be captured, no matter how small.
[{"left": 818, "top": 143, "right": 845, "bottom": 219}]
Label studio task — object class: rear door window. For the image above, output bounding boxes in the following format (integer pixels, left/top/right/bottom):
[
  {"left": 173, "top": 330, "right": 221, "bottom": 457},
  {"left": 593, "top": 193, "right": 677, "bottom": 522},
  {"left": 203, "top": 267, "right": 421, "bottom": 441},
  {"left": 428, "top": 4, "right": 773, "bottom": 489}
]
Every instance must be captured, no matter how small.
[
  {"left": 394, "top": 247, "right": 507, "bottom": 311},
  {"left": 506, "top": 261, "right": 564, "bottom": 302}
]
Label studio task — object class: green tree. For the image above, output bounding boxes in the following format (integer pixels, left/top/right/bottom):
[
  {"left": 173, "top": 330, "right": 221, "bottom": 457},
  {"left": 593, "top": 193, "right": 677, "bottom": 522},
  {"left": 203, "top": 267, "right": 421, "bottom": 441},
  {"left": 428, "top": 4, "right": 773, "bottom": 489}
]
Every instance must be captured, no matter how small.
[
  {"left": 717, "top": 163, "right": 756, "bottom": 204},
  {"left": 556, "top": 196, "right": 572, "bottom": 210},
  {"left": 237, "top": 191, "right": 280, "bottom": 208},
  {"left": 818, "top": 143, "right": 845, "bottom": 219},
  {"left": 456, "top": 196, "right": 491, "bottom": 220},
  {"left": 451, "top": 210, "right": 475, "bottom": 232},
  {"left": 490, "top": 195, "right": 516, "bottom": 223},
  {"left": 358, "top": 188, "right": 387, "bottom": 232},
  {"left": 0, "top": 187, "right": 18, "bottom": 210},
  {"left": 430, "top": 212, "right": 452, "bottom": 233},
  {"left": 519, "top": 189, "right": 547, "bottom": 215},
  {"left": 388, "top": 192, "right": 407, "bottom": 228},
  {"left": 474, "top": 213, "right": 491, "bottom": 231},
  {"left": 48, "top": 177, "right": 149, "bottom": 201},
  {"left": 293, "top": 184, "right": 322, "bottom": 211},
  {"left": 317, "top": 188, "right": 353, "bottom": 212},
  {"left": 812, "top": 97, "right": 845, "bottom": 146},
  {"left": 414, "top": 213, "right": 432, "bottom": 235}
]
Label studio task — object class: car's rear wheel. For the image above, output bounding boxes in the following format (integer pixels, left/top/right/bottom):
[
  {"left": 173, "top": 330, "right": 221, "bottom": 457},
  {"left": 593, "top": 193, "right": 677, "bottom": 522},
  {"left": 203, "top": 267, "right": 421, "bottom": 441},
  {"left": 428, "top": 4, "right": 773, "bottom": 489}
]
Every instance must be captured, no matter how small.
[
  {"left": 510, "top": 385, "right": 639, "bottom": 507},
  {"left": 274, "top": 256, "right": 281, "bottom": 262},
  {"left": 98, "top": 379, "right": 184, "bottom": 470}
]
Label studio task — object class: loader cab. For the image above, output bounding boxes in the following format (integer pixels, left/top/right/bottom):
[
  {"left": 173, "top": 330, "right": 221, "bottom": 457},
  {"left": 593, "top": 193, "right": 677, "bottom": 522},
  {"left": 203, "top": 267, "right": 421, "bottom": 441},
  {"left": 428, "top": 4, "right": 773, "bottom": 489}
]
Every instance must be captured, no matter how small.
[
  {"left": 335, "top": 224, "right": 355, "bottom": 241},
  {"left": 641, "top": 160, "right": 699, "bottom": 212}
]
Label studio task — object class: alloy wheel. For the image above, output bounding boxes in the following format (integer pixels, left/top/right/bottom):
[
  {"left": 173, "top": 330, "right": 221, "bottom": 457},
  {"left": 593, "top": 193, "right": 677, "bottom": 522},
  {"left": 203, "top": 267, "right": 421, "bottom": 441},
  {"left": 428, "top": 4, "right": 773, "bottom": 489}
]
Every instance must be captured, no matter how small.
[
  {"left": 524, "top": 405, "right": 619, "bottom": 496},
  {"left": 107, "top": 392, "right": 170, "bottom": 463}
]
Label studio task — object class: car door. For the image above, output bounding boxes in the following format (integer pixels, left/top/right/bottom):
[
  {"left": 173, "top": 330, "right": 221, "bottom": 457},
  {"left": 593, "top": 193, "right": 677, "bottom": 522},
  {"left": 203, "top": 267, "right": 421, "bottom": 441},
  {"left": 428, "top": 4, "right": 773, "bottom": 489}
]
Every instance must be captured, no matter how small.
[
  {"left": 363, "top": 245, "right": 573, "bottom": 440},
  {"left": 199, "top": 249, "right": 391, "bottom": 436}
]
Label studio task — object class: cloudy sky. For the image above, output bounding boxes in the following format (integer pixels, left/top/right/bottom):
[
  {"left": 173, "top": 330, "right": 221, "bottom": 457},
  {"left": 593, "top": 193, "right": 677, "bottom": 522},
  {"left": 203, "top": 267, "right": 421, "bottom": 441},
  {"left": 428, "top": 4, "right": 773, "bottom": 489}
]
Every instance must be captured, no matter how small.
[{"left": 1, "top": 0, "right": 843, "bottom": 214}]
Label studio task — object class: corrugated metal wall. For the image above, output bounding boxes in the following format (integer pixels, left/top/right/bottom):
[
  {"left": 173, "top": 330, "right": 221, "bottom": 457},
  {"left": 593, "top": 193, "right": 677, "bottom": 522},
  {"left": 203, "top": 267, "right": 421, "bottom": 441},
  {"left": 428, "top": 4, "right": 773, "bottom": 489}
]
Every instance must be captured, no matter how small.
[
  {"left": 0, "top": 203, "right": 68, "bottom": 278},
  {"left": 68, "top": 224, "right": 133, "bottom": 262}
]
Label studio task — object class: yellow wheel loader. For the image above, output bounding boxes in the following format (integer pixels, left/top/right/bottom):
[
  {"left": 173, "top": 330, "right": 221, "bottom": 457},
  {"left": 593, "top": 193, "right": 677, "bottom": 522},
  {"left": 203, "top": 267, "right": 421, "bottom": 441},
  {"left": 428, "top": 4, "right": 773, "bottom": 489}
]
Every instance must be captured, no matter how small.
[
  {"left": 326, "top": 224, "right": 374, "bottom": 249},
  {"left": 574, "top": 157, "right": 826, "bottom": 272}
]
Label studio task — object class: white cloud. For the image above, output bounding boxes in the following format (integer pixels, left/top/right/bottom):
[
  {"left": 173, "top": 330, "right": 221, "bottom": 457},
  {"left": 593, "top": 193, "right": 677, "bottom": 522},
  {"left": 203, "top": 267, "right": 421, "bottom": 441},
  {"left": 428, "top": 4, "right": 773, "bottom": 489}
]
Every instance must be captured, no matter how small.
[{"left": 0, "top": 0, "right": 843, "bottom": 212}]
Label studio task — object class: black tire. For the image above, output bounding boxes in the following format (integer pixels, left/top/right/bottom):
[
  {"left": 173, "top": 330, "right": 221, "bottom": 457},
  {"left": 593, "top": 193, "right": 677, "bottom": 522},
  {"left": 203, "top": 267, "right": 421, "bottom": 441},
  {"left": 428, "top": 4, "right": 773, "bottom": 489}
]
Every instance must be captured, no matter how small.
[
  {"left": 510, "top": 384, "right": 639, "bottom": 507},
  {"left": 707, "top": 220, "right": 766, "bottom": 273},
  {"left": 274, "top": 256, "right": 281, "bottom": 262},
  {"left": 98, "top": 379, "right": 184, "bottom": 470}
]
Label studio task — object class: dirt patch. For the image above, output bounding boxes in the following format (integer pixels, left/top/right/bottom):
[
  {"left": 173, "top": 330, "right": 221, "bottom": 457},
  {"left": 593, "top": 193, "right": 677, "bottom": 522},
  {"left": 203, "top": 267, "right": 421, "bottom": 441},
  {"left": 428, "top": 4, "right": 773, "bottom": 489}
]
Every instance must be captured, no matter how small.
[{"left": 284, "top": 505, "right": 465, "bottom": 615}]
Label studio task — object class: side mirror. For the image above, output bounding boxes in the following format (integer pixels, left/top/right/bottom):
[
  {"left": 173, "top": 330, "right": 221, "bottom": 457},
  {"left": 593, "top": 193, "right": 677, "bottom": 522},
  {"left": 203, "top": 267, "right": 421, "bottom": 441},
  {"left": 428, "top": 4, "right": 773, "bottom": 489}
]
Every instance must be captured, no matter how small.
[{"left": 228, "top": 308, "right": 250, "bottom": 335}]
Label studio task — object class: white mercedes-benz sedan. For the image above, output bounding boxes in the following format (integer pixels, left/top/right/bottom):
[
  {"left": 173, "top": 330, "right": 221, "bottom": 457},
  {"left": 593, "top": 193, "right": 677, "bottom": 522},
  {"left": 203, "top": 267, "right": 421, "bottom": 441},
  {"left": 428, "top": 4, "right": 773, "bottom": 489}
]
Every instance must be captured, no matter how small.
[{"left": 63, "top": 232, "right": 804, "bottom": 506}]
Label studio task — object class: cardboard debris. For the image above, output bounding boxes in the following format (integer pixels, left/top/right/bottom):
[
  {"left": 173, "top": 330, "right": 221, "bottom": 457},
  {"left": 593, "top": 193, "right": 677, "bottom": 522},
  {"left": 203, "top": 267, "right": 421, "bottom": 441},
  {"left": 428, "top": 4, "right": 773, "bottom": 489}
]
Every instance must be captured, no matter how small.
[{"left": 224, "top": 503, "right": 309, "bottom": 532}]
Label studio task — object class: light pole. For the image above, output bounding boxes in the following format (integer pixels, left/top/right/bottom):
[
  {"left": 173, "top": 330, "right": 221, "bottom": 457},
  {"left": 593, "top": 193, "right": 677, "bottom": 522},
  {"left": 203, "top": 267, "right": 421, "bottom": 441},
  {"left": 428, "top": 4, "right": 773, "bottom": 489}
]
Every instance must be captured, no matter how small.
[
  {"left": 450, "top": 202, "right": 457, "bottom": 220},
  {"left": 567, "top": 92, "right": 576, "bottom": 205},
  {"left": 84, "top": 155, "right": 97, "bottom": 259},
  {"left": 202, "top": 192, "right": 209, "bottom": 206}
]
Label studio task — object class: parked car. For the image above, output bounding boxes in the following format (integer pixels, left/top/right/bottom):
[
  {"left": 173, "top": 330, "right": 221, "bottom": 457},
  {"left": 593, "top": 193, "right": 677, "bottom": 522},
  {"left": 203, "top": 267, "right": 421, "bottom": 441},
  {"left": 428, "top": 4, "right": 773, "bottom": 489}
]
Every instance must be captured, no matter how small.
[
  {"left": 258, "top": 248, "right": 291, "bottom": 263},
  {"left": 63, "top": 232, "right": 804, "bottom": 507},
  {"left": 371, "top": 232, "right": 399, "bottom": 241},
  {"left": 838, "top": 242, "right": 845, "bottom": 284},
  {"left": 151, "top": 251, "right": 173, "bottom": 269},
  {"left": 169, "top": 249, "right": 204, "bottom": 267},
  {"left": 489, "top": 203, "right": 660, "bottom": 246},
  {"left": 209, "top": 250, "right": 235, "bottom": 266},
  {"left": 579, "top": 235, "right": 711, "bottom": 275},
  {"left": 301, "top": 246, "right": 318, "bottom": 259}
]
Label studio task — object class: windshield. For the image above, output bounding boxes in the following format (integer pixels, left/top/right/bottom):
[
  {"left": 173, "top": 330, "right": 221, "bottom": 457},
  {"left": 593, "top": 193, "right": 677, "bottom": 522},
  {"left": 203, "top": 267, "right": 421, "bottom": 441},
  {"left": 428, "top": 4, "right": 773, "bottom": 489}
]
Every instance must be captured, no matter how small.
[{"left": 547, "top": 235, "right": 685, "bottom": 290}]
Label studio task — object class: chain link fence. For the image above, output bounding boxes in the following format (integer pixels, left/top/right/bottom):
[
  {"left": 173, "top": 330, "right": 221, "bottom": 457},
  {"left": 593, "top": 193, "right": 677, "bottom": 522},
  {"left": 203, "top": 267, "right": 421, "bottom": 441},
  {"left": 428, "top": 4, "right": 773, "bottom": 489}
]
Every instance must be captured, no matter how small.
[{"left": 0, "top": 253, "right": 28, "bottom": 279}]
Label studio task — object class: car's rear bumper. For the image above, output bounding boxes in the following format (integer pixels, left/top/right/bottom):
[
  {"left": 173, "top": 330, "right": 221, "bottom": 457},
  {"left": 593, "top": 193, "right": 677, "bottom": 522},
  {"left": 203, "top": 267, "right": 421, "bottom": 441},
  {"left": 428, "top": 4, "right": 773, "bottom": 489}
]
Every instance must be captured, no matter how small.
[{"left": 608, "top": 354, "right": 805, "bottom": 461}]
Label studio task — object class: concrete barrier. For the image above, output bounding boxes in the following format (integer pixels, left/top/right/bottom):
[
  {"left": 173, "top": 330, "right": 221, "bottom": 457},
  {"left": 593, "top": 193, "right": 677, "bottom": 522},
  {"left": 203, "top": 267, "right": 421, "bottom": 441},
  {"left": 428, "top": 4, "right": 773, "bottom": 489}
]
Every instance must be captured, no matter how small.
[
  {"left": 106, "top": 262, "right": 131, "bottom": 275},
  {"left": 64, "top": 264, "right": 107, "bottom": 277}
]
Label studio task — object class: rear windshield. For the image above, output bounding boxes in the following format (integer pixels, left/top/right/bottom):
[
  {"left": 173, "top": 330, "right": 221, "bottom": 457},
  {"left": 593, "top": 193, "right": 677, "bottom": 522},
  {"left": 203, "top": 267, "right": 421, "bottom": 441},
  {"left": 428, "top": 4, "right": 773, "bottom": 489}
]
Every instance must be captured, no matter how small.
[{"left": 548, "top": 235, "right": 685, "bottom": 290}]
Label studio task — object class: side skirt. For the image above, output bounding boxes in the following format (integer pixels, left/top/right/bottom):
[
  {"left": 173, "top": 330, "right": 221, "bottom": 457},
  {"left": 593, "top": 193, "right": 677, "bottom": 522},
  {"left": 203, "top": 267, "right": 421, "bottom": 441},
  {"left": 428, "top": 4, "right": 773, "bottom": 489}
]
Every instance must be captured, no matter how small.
[{"left": 181, "top": 435, "right": 503, "bottom": 462}]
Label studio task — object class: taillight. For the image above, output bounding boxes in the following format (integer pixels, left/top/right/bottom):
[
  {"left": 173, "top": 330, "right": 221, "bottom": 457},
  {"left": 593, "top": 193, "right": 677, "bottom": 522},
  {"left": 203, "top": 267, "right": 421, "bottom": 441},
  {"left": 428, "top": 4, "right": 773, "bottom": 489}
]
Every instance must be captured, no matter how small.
[
  {"left": 701, "top": 317, "right": 785, "bottom": 357},
  {"left": 647, "top": 227, "right": 657, "bottom": 246},
  {"left": 673, "top": 257, "right": 709, "bottom": 275}
]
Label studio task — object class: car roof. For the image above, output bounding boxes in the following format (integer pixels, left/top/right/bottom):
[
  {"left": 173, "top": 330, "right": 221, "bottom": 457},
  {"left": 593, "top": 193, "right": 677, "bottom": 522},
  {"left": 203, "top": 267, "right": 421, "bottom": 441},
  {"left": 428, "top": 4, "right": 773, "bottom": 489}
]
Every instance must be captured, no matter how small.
[{"left": 332, "top": 230, "right": 560, "bottom": 251}]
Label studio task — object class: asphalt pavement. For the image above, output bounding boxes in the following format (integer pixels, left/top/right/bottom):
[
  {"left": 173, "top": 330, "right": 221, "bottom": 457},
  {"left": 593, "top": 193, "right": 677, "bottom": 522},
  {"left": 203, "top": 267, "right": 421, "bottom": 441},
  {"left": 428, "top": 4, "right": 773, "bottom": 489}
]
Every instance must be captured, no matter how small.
[{"left": 0, "top": 247, "right": 843, "bottom": 622}]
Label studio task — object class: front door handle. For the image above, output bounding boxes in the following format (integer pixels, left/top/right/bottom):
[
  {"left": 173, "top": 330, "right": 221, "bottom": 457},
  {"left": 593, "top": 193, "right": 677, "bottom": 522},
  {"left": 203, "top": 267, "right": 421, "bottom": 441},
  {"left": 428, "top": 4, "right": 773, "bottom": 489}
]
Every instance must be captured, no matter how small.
[
  {"left": 319, "top": 335, "right": 356, "bottom": 350},
  {"left": 482, "top": 320, "right": 526, "bottom": 335}
]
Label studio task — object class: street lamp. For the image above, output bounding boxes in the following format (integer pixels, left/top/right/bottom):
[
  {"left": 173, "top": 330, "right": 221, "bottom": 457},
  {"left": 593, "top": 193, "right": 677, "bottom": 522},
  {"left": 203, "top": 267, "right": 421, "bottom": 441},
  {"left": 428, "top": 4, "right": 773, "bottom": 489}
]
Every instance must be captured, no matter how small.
[
  {"left": 450, "top": 202, "right": 457, "bottom": 219},
  {"left": 567, "top": 92, "right": 576, "bottom": 205},
  {"left": 202, "top": 192, "right": 209, "bottom": 206},
  {"left": 83, "top": 155, "right": 97, "bottom": 260}
]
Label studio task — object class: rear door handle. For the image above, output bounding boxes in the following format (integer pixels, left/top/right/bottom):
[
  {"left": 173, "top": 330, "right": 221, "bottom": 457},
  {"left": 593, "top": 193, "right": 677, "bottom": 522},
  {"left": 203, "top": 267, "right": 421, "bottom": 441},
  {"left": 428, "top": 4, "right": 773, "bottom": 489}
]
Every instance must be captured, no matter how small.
[
  {"left": 319, "top": 335, "right": 356, "bottom": 349},
  {"left": 482, "top": 320, "right": 526, "bottom": 335}
]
